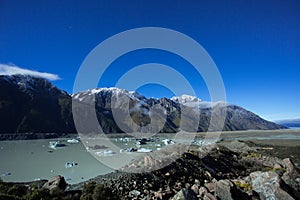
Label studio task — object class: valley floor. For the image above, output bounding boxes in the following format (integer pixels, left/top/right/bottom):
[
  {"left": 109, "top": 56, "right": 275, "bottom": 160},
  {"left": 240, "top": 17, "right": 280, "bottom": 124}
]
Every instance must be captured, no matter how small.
[{"left": 1, "top": 130, "right": 300, "bottom": 199}]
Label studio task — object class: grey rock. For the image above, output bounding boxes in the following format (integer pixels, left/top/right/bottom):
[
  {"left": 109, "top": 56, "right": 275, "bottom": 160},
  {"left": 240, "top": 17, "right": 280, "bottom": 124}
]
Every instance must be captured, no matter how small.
[
  {"left": 129, "top": 189, "right": 141, "bottom": 197},
  {"left": 215, "top": 179, "right": 237, "bottom": 200},
  {"left": 171, "top": 188, "right": 197, "bottom": 200},
  {"left": 249, "top": 171, "right": 294, "bottom": 200},
  {"left": 273, "top": 163, "right": 283, "bottom": 169},
  {"left": 203, "top": 193, "right": 217, "bottom": 200},
  {"left": 194, "top": 179, "right": 201, "bottom": 186},
  {"left": 42, "top": 175, "right": 67, "bottom": 192},
  {"left": 205, "top": 182, "right": 215, "bottom": 193},
  {"left": 282, "top": 158, "right": 300, "bottom": 198},
  {"left": 154, "top": 191, "right": 163, "bottom": 199},
  {"left": 191, "top": 184, "right": 199, "bottom": 195},
  {"left": 220, "top": 140, "right": 256, "bottom": 154},
  {"left": 198, "top": 186, "right": 208, "bottom": 198}
]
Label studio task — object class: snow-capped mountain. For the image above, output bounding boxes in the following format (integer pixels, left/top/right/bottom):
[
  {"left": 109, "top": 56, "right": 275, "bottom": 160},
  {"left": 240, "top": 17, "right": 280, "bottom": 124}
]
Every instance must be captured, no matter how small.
[
  {"left": 171, "top": 94, "right": 224, "bottom": 109},
  {"left": 171, "top": 94, "right": 202, "bottom": 104},
  {"left": 0, "top": 75, "right": 286, "bottom": 136},
  {"left": 73, "top": 87, "right": 286, "bottom": 133},
  {"left": 73, "top": 87, "right": 146, "bottom": 103}
]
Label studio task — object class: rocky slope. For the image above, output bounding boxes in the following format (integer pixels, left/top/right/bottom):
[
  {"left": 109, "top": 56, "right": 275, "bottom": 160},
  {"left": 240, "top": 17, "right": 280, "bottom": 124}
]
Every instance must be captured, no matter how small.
[{"left": 68, "top": 140, "right": 300, "bottom": 200}]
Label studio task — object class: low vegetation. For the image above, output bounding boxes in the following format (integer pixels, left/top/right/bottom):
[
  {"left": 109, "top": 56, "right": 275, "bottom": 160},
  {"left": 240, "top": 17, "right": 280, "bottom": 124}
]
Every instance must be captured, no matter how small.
[
  {"left": 80, "top": 181, "right": 119, "bottom": 200},
  {"left": 0, "top": 180, "right": 118, "bottom": 200}
]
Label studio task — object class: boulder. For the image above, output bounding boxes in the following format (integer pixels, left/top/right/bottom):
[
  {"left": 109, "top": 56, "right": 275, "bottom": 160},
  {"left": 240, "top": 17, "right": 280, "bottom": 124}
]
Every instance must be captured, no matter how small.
[
  {"left": 194, "top": 179, "right": 201, "bottom": 186},
  {"left": 154, "top": 191, "right": 163, "bottom": 200},
  {"left": 273, "top": 163, "right": 283, "bottom": 169},
  {"left": 198, "top": 186, "right": 208, "bottom": 198},
  {"left": 171, "top": 188, "right": 197, "bottom": 200},
  {"left": 203, "top": 192, "right": 217, "bottom": 200},
  {"left": 215, "top": 179, "right": 239, "bottom": 200},
  {"left": 204, "top": 182, "right": 215, "bottom": 193},
  {"left": 283, "top": 158, "right": 296, "bottom": 171},
  {"left": 191, "top": 184, "right": 199, "bottom": 195},
  {"left": 249, "top": 171, "right": 294, "bottom": 200},
  {"left": 129, "top": 190, "right": 141, "bottom": 197},
  {"left": 191, "top": 179, "right": 201, "bottom": 194},
  {"left": 42, "top": 175, "right": 67, "bottom": 192},
  {"left": 220, "top": 140, "right": 255, "bottom": 153},
  {"left": 282, "top": 158, "right": 300, "bottom": 198}
]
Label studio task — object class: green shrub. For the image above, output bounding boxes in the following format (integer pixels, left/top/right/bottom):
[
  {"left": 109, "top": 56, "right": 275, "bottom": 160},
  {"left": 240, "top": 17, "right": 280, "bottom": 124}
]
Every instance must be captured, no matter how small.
[
  {"left": 92, "top": 184, "right": 118, "bottom": 200},
  {"left": 267, "top": 167, "right": 286, "bottom": 175},
  {"left": 80, "top": 182, "right": 96, "bottom": 200},
  {"left": 0, "top": 193, "right": 21, "bottom": 200},
  {"left": 246, "top": 152, "right": 260, "bottom": 158},
  {"left": 7, "top": 185, "right": 27, "bottom": 198},
  {"left": 234, "top": 181, "right": 252, "bottom": 192},
  {"left": 80, "top": 182, "right": 118, "bottom": 200},
  {"left": 23, "top": 188, "right": 50, "bottom": 200}
]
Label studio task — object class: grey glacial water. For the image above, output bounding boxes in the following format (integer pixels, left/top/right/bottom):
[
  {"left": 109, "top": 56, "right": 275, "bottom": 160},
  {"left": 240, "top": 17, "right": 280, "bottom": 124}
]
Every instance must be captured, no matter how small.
[
  {"left": 1, "top": 130, "right": 300, "bottom": 184},
  {"left": 0, "top": 139, "right": 113, "bottom": 184}
]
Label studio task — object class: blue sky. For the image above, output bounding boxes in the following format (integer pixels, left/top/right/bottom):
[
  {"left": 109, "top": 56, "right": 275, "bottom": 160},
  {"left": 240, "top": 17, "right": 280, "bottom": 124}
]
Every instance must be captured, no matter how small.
[{"left": 0, "top": 0, "right": 299, "bottom": 121}]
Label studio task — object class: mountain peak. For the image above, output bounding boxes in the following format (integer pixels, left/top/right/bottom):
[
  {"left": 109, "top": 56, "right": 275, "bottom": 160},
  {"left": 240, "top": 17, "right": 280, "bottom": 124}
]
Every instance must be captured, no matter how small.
[
  {"left": 171, "top": 94, "right": 202, "bottom": 103},
  {"left": 90, "top": 87, "right": 128, "bottom": 94},
  {"left": 72, "top": 87, "right": 146, "bottom": 102},
  {"left": 171, "top": 94, "right": 215, "bottom": 108}
]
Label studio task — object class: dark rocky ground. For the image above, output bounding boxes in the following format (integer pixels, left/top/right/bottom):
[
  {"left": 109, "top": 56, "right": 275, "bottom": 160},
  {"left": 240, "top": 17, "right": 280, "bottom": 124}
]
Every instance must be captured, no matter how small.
[
  {"left": 1, "top": 140, "right": 299, "bottom": 200},
  {"left": 245, "top": 140, "right": 300, "bottom": 167}
]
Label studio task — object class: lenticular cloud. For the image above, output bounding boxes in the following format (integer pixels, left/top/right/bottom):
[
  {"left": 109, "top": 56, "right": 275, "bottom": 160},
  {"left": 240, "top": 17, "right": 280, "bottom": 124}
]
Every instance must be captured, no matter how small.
[{"left": 0, "top": 63, "right": 61, "bottom": 81}]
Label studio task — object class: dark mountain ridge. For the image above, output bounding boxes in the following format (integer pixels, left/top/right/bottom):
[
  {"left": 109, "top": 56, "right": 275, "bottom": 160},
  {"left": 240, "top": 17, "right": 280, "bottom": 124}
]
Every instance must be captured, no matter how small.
[{"left": 0, "top": 75, "right": 75, "bottom": 135}]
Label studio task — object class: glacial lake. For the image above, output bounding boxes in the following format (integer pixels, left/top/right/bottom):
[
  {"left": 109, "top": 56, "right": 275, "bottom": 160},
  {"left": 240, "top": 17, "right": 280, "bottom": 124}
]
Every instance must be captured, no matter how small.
[
  {"left": 1, "top": 130, "right": 300, "bottom": 184},
  {"left": 0, "top": 139, "right": 113, "bottom": 184}
]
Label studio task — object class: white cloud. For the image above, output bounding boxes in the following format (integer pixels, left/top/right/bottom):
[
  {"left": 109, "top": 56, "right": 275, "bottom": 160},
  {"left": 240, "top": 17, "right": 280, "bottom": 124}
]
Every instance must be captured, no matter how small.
[{"left": 0, "top": 63, "right": 61, "bottom": 81}]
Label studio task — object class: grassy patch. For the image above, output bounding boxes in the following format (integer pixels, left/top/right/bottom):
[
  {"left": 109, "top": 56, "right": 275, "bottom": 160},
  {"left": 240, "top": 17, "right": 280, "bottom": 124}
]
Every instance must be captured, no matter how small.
[
  {"left": 245, "top": 152, "right": 261, "bottom": 158},
  {"left": 234, "top": 181, "right": 252, "bottom": 192}
]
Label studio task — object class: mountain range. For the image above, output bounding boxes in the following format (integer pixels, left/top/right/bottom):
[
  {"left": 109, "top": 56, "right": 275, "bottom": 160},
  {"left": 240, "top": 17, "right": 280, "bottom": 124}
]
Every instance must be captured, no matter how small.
[
  {"left": 0, "top": 75, "right": 285, "bottom": 138},
  {"left": 275, "top": 118, "right": 300, "bottom": 128}
]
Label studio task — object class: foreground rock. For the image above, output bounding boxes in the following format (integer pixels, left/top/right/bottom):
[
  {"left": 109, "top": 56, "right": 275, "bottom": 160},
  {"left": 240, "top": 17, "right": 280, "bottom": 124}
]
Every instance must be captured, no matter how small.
[
  {"left": 42, "top": 175, "right": 67, "bottom": 192},
  {"left": 171, "top": 188, "right": 198, "bottom": 200},
  {"left": 215, "top": 179, "right": 245, "bottom": 200},
  {"left": 249, "top": 171, "right": 294, "bottom": 200},
  {"left": 65, "top": 141, "right": 299, "bottom": 199},
  {"left": 282, "top": 158, "right": 300, "bottom": 198}
]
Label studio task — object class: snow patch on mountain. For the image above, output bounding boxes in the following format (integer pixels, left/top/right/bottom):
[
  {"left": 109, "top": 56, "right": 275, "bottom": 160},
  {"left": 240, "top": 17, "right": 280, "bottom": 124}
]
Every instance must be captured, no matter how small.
[
  {"left": 171, "top": 94, "right": 202, "bottom": 103},
  {"left": 171, "top": 94, "right": 213, "bottom": 108},
  {"left": 72, "top": 87, "right": 148, "bottom": 108}
]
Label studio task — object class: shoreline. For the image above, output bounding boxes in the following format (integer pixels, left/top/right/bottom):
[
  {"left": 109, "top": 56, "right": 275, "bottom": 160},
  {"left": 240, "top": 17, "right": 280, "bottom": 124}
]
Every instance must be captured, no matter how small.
[
  {"left": 0, "top": 128, "right": 299, "bottom": 141},
  {"left": 1, "top": 134, "right": 300, "bottom": 185}
]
